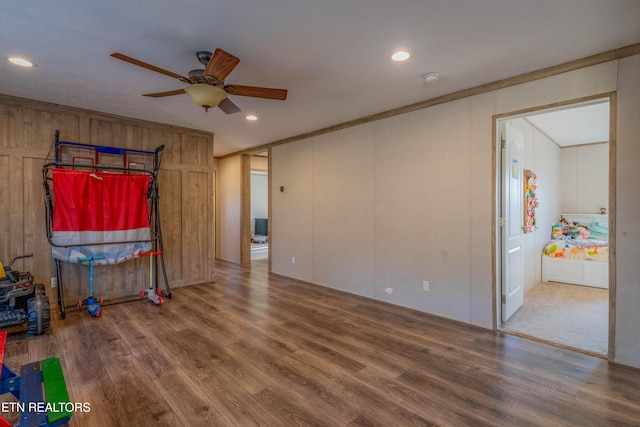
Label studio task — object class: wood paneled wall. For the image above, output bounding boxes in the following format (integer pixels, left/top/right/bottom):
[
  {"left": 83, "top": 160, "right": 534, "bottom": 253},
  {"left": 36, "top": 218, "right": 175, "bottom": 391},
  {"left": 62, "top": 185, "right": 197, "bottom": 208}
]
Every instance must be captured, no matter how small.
[{"left": 0, "top": 94, "right": 214, "bottom": 307}]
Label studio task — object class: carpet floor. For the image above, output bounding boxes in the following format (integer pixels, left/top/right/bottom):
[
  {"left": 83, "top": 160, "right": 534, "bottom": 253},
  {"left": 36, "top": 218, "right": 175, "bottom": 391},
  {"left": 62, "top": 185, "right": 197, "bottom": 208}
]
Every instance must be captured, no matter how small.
[{"left": 501, "top": 281, "right": 608, "bottom": 355}]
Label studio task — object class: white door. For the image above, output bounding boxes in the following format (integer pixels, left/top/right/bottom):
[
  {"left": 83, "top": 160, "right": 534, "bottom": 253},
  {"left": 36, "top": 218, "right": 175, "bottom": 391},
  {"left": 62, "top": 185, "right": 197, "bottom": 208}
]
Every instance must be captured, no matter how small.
[{"left": 501, "top": 123, "right": 524, "bottom": 321}]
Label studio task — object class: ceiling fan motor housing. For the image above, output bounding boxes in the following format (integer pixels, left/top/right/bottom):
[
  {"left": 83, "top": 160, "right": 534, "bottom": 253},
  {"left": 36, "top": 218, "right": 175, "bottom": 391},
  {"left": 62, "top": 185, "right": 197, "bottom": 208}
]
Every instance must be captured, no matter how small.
[{"left": 188, "top": 69, "right": 221, "bottom": 86}]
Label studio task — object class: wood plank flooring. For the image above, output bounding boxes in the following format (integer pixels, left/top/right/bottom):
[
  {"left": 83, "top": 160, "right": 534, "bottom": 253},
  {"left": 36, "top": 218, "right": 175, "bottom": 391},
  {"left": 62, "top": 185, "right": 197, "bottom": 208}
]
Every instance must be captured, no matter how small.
[{"left": 3, "top": 259, "right": 640, "bottom": 426}]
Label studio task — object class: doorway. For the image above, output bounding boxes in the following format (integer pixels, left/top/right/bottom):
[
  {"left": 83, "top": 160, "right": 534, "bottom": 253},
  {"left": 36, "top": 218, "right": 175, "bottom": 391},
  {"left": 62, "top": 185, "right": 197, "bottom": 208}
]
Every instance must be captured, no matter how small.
[
  {"left": 496, "top": 96, "right": 613, "bottom": 357},
  {"left": 250, "top": 153, "right": 269, "bottom": 270}
]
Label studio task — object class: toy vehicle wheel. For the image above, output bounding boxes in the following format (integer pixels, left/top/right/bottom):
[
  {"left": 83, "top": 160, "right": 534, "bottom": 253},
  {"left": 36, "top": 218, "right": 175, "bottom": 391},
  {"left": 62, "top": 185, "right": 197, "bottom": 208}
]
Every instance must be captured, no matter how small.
[
  {"left": 158, "top": 295, "right": 163, "bottom": 306},
  {"left": 140, "top": 290, "right": 144, "bottom": 299},
  {"left": 27, "top": 294, "right": 51, "bottom": 336},
  {"left": 99, "top": 296, "right": 104, "bottom": 306},
  {"left": 77, "top": 300, "right": 82, "bottom": 310}
]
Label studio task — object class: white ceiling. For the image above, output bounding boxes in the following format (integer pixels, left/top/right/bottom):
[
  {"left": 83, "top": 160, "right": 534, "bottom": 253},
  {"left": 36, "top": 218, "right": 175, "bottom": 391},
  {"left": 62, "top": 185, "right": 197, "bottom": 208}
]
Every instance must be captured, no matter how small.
[
  {"left": 2, "top": 1, "right": 639, "bottom": 156},
  {"left": 526, "top": 102, "right": 610, "bottom": 147}
]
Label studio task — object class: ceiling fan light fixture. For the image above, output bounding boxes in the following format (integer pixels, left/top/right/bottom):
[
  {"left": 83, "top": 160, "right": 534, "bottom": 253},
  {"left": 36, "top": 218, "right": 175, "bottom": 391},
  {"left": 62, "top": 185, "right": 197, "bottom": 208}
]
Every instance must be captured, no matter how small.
[{"left": 184, "top": 84, "right": 227, "bottom": 111}]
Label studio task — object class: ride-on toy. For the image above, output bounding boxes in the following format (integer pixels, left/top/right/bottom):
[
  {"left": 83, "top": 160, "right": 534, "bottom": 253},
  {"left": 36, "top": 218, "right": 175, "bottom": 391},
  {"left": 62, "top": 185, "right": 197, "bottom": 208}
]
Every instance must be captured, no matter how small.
[
  {"left": 0, "top": 254, "right": 50, "bottom": 335},
  {"left": 139, "top": 251, "right": 163, "bottom": 305},
  {"left": 0, "top": 331, "right": 72, "bottom": 427},
  {"left": 76, "top": 256, "right": 104, "bottom": 318}
]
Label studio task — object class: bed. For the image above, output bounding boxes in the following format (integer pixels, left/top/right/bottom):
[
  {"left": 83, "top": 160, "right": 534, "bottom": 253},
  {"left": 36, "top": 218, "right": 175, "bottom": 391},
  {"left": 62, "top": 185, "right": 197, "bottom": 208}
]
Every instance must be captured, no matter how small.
[{"left": 541, "top": 213, "right": 609, "bottom": 289}]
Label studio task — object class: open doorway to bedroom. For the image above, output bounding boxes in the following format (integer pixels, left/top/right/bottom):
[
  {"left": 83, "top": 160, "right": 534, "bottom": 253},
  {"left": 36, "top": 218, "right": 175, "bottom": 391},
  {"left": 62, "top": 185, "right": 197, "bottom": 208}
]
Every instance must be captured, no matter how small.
[
  {"left": 496, "top": 95, "right": 613, "bottom": 357},
  {"left": 250, "top": 153, "right": 269, "bottom": 270}
]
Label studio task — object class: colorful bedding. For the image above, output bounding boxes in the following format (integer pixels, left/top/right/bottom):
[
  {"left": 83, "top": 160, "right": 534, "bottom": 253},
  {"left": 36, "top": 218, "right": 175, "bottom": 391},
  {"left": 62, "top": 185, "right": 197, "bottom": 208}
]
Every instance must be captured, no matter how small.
[
  {"left": 551, "top": 219, "right": 609, "bottom": 240},
  {"left": 543, "top": 239, "right": 608, "bottom": 262}
]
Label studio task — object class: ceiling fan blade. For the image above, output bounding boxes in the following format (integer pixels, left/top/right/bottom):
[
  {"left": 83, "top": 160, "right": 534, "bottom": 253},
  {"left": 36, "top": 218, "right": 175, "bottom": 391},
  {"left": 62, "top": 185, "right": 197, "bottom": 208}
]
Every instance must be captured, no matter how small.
[
  {"left": 111, "top": 53, "right": 188, "bottom": 82},
  {"left": 218, "top": 98, "right": 242, "bottom": 114},
  {"left": 203, "top": 48, "right": 240, "bottom": 82},
  {"left": 228, "top": 85, "right": 288, "bottom": 100},
  {"left": 142, "top": 89, "right": 186, "bottom": 98}
]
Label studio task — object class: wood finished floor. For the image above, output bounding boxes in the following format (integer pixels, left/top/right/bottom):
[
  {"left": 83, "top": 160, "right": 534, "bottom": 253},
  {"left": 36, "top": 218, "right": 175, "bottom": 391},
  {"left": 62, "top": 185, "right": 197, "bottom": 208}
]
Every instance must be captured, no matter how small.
[{"left": 3, "top": 260, "right": 640, "bottom": 426}]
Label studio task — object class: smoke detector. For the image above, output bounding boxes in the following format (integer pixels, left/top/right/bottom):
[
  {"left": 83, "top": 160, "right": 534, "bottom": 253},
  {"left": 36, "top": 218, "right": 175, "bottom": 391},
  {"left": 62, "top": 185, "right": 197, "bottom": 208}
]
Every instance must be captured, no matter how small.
[{"left": 423, "top": 72, "right": 440, "bottom": 83}]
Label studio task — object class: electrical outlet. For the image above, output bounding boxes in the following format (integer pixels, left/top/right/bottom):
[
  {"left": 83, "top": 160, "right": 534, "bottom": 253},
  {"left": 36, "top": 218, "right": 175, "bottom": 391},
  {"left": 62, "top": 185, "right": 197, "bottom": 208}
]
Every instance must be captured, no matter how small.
[
  {"left": 423, "top": 280, "right": 430, "bottom": 292},
  {"left": 51, "top": 277, "right": 58, "bottom": 288},
  {"left": 291, "top": 256, "right": 296, "bottom": 264}
]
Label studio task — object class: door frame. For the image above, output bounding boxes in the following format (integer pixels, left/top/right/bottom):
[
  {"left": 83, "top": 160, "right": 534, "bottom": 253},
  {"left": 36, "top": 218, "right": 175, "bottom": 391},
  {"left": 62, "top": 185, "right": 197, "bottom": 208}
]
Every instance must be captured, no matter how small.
[
  {"left": 239, "top": 152, "right": 271, "bottom": 270},
  {"left": 492, "top": 92, "right": 617, "bottom": 360}
]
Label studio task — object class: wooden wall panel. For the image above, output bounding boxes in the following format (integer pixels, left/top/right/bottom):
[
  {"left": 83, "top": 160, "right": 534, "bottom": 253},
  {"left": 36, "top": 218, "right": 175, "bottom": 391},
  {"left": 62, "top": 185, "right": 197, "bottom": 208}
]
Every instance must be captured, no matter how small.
[
  {"left": 23, "top": 157, "right": 52, "bottom": 281},
  {"left": 8, "top": 152, "right": 24, "bottom": 258},
  {"left": 182, "top": 171, "right": 210, "bottom": 282},
  {"left": 0, "top": 156, "right": 10, "bottom": 263},
  {"left": 159, "top": 169, "right": 183, "bottom": 282},
  {"left": 20, "top": 109, "right": 70, "bottom": 153},
  {"left": 182, "top": 134, "right": 211, "bottom": 167},
  {"left": 0, "top": 94, "right": 214, "bottom": 309},
  {"left": 0, "top": 105, "right": 18, "bottom": 148},
  {"left": 90, "top": 120, "right": 129, "bottom": 150},
  {"left": 3, "top": 105, "right": 82, "bottom": 154},
  {"left": 159, "top": 130, "right": 183, "bottom": 164}
]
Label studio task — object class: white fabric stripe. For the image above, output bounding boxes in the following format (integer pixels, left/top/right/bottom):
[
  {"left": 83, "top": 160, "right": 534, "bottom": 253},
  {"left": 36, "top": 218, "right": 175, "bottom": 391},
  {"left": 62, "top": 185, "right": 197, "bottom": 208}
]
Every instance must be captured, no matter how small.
[{"left": 51, "top": 228, "right": 152, "bottom": 265}]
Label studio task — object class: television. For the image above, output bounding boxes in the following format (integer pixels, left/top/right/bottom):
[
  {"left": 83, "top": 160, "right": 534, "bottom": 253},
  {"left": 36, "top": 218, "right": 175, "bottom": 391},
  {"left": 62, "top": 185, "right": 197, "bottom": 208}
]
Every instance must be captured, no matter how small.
[{"left": 254, "top": 218, "right": 268, "bottom": 236}]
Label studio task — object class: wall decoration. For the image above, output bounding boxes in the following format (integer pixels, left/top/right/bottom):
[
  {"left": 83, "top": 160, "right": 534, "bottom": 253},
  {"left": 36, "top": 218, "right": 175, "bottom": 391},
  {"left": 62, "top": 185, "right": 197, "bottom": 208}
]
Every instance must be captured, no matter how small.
[{"left": 524, "top": 169, "right": 538, "bottom": 233}]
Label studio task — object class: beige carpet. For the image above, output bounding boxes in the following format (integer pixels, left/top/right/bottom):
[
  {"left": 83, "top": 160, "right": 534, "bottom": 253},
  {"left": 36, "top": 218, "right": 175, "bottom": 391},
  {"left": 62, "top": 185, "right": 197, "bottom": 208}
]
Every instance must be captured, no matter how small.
[{"left": 501, "top": 281, "right": 608, "bottom": 355}]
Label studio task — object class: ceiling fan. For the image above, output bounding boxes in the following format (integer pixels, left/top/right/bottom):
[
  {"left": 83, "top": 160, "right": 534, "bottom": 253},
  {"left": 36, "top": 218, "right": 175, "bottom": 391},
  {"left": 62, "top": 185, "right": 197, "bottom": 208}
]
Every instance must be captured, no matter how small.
[{"left": 110, "top": 48, "right": 288, "bottom": 114}]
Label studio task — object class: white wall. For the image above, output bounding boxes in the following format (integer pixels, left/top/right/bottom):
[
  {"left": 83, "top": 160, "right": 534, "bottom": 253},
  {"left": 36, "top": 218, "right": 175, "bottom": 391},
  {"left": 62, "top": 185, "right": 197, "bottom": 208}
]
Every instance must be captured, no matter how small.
[
  {"left": 615, "top": 54, "right": 640, "bottom": 367},
  {"left": 271, "top": 141, "right": 313, "bottom": 279},
  {"left": 511, "top": 118, "right": 562, "bottom": 294},
  {"left": 273, "top": 97, "right": 492, "bottom": 326},
  {"left": 269, "top": 55, "right": 640, "bottom": 367},
  {"left": 314, "top": 125, "right": 375, "bottom": 297},
  {"left": 561, "top": 143, "right": 609, "bottom": 213},
  {"left": 218, "top": 156, "right": 242, "bottom": 263},
  {"left": 251, "top": 172, "right": 269, "bottom": 233}
]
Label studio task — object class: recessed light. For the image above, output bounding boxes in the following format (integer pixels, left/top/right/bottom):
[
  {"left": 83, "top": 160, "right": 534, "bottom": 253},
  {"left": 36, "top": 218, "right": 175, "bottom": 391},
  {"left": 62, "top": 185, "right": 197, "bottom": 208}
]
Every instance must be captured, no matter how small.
[
  {"left": 246, "top": 115, "right": 258, "bottom": 121},
  {"left": 7, "top": 56, "right": 36, "bottom": 67},
  {"left": 391, "top": 51, "right": 410, "bottom": 62}
]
